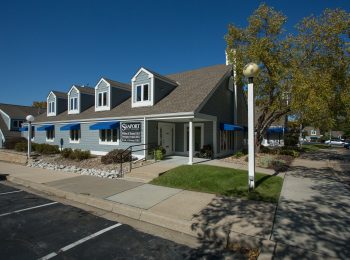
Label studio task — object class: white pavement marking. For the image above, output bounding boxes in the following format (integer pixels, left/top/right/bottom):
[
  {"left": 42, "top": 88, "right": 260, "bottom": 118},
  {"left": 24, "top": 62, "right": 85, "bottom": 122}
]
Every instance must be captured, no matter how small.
[
  {"left": 0, "top": 190, "right": 23, "bottom": 195},
  {"left": 38, "top": 223, "right": 123, "bottom": 260},
  {"left": 0, "top": 202, "right": 58, "bottom": 217}
]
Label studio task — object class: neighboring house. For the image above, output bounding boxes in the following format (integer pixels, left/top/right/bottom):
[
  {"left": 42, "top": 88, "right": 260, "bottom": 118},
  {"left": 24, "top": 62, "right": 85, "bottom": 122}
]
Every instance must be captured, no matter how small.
[
  {"left": 304, "top": 126, "right": 322, "bottom": 142},
  {"left": 0, "top": 103, "right": 44, "bottom": 148},
  {"left": 23, "top": 64, "right": 248, "bottom": 164}
]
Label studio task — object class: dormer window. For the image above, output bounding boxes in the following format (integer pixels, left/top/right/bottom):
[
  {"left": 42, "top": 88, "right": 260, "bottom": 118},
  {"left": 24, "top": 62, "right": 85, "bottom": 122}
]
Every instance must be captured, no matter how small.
[
  {"left": 48, "top": 101, "right": 55, "bottom": 115},
  {"left": 135, "top": 84, "right": 149, "bottom": 102},
  {"left": 70, "top": 97, "right": 78, "bottom": 111},
  {"left": 98, "top": 91, "right": 108, "bottom": 107}
]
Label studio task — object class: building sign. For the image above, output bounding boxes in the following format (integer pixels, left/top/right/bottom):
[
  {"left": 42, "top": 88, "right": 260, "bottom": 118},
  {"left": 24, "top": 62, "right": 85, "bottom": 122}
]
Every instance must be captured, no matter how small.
[{"left": 121, "top": 122, "right": 141, "bottom": 143}]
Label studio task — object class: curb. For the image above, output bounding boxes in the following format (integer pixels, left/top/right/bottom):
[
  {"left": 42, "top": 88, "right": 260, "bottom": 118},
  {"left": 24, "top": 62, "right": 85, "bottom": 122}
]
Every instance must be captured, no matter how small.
[{"left": 6, "top": 175, "right": 275, "bottom": 258}]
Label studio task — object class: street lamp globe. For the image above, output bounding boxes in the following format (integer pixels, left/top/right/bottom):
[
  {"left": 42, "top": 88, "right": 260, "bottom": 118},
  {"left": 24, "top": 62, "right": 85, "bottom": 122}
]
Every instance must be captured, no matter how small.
[
  {"left": 26, "top": 115, "right": 34, "bottom": 122},
  {"left": 243, "top": 62, "right": 259, "bottom": 78}
]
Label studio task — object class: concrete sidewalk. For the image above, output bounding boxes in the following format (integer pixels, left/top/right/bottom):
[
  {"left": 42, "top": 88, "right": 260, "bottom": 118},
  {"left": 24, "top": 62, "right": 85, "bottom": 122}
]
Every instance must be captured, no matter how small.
[{"left": 0, "top": 161, "right": 276, "bottom": 258}]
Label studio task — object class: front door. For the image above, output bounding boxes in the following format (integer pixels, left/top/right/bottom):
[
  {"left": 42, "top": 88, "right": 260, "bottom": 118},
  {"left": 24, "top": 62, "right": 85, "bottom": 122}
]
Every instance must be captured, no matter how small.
[{"left": 158, "top": 123, "right": 175, "bottom": 155}]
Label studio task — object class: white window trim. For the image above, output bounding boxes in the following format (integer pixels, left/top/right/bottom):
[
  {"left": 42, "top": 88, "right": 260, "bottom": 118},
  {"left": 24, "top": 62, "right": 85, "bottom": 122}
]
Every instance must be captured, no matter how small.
[
  {"left": 47, "top": 92, "right": 57, "bottom": 117},
  {"left": 98, "top": 129, "right": 120, "bottom": 145},
  {"left": 46, "top": 138, "right": 54, "bottom": 142},
  {"left": 68, "top": 86, "right": 80, "bottom": 114},
  {"left": 311, "top": 130, "right": 317, "bottom": 136},
  {"left": 131, "top": 69, "right": 154, "bottom": 108},
  {"left": 95, "top": 79, "right": 111, "bottom": 112},
  {"left": 69, "top": 129, "right": 80, "bottom": 144},
  {"left": 183, "top": 123, "right": 204, "bottom": 153}
]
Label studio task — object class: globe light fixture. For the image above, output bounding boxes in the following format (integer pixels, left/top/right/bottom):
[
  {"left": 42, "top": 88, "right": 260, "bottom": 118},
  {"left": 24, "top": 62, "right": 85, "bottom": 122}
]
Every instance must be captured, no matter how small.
[
  {"left": 243, "top": 62, "right": 259, "bottom": 190},
  {"left": 26, "top": 115, "right": 35, "bottom": 158}
]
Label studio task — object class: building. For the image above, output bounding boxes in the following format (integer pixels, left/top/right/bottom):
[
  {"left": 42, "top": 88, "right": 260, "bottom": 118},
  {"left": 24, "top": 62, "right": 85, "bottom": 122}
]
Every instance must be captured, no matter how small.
[
  {"left": 0, "top": 103, "right": 43, "bottom": 148},
  {"left": 21, "top": 64, "right": 248, "bottom": 164}
]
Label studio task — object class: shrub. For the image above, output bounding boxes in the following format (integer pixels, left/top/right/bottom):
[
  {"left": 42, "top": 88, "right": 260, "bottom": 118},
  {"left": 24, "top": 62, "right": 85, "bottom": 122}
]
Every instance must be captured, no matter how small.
[
  {"left": 279, "top": 149, "right": 300, "bottom": 157},
  {"left": 14, "top": 142, "right": 27, "bottom": 152},
  {"left": 259, "top": 155, "right": 288, "bottom": 171},
  {"left": 259, "top": 155, "right": 274, "bottom": 168},
  {"left": 61, "top": 148, "right": 73, "bottom": 158},
  {"left": 73, "top": 149, "right": 91, "bottom": 161},
  {"left": 233, "top": 151, "right": 244, "bottom": 158},
  {"left": 33, "top": 143, "right": 59, "bottom": 154},
  {"left": 4, "top": 137, "right": 27, "bottom": 150},
  {"left": 101, "top": 149, "right": 131, "bottom": 164},
  {"left": 199, "top": 144, "right": 213, "bottom": 159},
  {"left": 154, "top": 146, "right": 166, "bottom": 160}
]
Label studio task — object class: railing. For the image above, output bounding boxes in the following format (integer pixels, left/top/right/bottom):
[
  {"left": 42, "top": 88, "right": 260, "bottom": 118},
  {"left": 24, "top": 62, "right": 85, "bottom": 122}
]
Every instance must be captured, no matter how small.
[{"left": 118, "top": 143, "right": 157, "bottom": 177}]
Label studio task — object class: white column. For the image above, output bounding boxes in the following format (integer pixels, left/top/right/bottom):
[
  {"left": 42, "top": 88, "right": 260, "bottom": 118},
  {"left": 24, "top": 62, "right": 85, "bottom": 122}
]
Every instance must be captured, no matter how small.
[
  {"left": 247, "top": 79, "right": 255, "bottom": 189},
  {"left": 188, "top": 120, "right": 193, "bottom": 165},
  {"left": 213, "top": 121, "right": 217, "bottom": 158},
  {"left": 27, "top": 122, "right": 32, "bottom": 159},
  {"left": 143, "top": 117, "right": 148, "bottom": 159},
  {"left": 233, "top": 49, "right": 239, "bottom": 152}
]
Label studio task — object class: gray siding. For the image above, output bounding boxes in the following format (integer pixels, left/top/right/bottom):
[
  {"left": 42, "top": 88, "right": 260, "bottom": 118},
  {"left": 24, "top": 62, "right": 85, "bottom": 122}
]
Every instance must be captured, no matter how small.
[
  {"left": 57, "top": 97, "right": 67, "bottom": 115},
  {"left": 147, "top": 121, "right": 158, "bottom": 145},
  {"left": 111, "top": 88, "right": 131, "bottom": 108},
  {"left": 0, "top": 110, "right": 10, "bottom": 130},
  {"left": 33, "top": 120, "right": 145, "bottom": 156},
  {"left": 199, "top": 76, "right": 247, "bottom": 153},
  {"left": 81, "top": 93, "right": 94, "bottom": 111},
  {"left": 154, "top": 78, "right": 176, "bottom": 105},
  {"left": 134, "top": 71, "right": 151, "bottom": 102}
]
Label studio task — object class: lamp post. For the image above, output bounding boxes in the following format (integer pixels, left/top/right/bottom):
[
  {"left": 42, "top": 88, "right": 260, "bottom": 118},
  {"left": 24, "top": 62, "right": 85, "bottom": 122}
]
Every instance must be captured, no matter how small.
[
  {"left": 26, "top": 115, "right": 34, "bottom": 158},
  {"left": 243, "top": 62, "right": 259, "bottom": 190}
]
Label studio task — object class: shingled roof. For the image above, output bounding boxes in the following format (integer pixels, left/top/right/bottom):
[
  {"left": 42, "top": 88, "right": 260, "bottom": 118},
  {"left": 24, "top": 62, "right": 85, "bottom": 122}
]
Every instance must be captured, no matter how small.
[
  {"left": 52, "top": 91, "right": 67, "bottom": 99},
  {"left": 0, "top": 103, "right": 44, "bottom": 118},
  {"left": 74, "top": 86, "right": 95, "bottom": 95},
  {"left": 34, "top": 64, "right": 231, "bottom": 123},
  {"left": 103, "top": 78, "right": 131, "bottom": 91}
]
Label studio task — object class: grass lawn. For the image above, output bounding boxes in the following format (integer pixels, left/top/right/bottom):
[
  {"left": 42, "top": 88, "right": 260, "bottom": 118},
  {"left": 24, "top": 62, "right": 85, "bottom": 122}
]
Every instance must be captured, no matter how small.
[
  {"left": 301, "top": 143, "right": 330, "bottom": 152},
  {"left": 150, "top": 165, "right": 283, "bottom": 203}
]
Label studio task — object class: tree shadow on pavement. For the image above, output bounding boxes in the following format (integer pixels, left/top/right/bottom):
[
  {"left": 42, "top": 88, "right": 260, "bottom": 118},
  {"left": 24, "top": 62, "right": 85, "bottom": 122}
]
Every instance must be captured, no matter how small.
[
  {"left": 187, "top": 195, "right": 276, "bottom": 259},
  {"left": 272, "top": 165, "right": 350, "bottom": 259}
]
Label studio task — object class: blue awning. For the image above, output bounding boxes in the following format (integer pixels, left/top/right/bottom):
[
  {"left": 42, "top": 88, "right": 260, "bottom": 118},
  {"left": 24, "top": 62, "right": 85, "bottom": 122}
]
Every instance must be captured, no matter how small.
[
  {"left": 19, "top": 126, "right": 34, "bottom": 132},
  {"left": 220, "top": 123, "right": 244, "bottom": 131},
  {"left": 268, "top": 127, "right": 287, "bottom": 133},
  {"left": 37, "top": 125, "right": 54, "bottom": 131},
  {"left": 60, "top": 123, "right": 80, "bottom": 131},
  {"left": 89, "top": 121, "right": 120, "bottom": 130}
]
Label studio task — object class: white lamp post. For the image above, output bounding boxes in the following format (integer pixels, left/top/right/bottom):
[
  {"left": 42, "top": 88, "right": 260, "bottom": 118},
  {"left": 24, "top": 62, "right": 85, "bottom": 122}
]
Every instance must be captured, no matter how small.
[
  {"left": 26, "top": 115, "right": 35, "bottom": 158},
  {"left": 243, "top": 62, "right": 259, "bottom": 190}
]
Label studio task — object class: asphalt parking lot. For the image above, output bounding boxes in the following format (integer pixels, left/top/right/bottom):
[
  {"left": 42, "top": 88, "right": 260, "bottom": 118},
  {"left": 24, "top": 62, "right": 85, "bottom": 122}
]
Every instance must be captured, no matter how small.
[{"left": 0, "top": 182, "right": 192, "bottom": 259}]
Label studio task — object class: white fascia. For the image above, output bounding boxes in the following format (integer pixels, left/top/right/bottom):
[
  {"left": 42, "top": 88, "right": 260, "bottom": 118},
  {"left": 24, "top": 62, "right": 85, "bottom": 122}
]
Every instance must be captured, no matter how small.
[
  {"left": 47, "top": 91, "right": 57, "bottom": 117},
  {"left": 68, "top": 85, "right": 80, "bottom": 115},
  {"left": 0, "top": 109, "right": 11, "bottom": 130},
  {"left": 95, "top": 78, "right": 111, "bottom": 112}
]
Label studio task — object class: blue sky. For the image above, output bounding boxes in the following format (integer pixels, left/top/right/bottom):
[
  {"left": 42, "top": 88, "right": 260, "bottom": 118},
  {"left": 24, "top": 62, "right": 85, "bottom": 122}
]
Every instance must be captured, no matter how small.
[{"left": 1, "top": 0, "right": 349, "bottom": 106}]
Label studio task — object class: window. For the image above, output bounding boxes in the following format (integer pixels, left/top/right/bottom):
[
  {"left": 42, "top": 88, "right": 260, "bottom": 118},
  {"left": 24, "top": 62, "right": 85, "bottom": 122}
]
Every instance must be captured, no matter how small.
[
  {"left": 13, "top": 120, "right": 18, "bottom": 128},
  {"left": 70, "top": 97, "right": 78, "bottom": 111},
  {"left": 135, "top": 84, "right": 150, "bottom": 102},
  {"left": 70, "top": 129, "right": 80, "bottom": 143},
  {"left": 48, "top": 101, "right": 55, "bottom": 114},
  {"left": 311, "top": 130, "right": 317, "bottom": 136},
  {"left": 99, "top": 129, "right": 119, "bottom": 144},
  {"left": 46, "top": 128, "right": 55, "bottom": 141},
  {"left": 98, "top": 92, "right": 108, "bottom": 107},
  {"left": 220, "top": 130, "right": 234, "bottom": 152}
]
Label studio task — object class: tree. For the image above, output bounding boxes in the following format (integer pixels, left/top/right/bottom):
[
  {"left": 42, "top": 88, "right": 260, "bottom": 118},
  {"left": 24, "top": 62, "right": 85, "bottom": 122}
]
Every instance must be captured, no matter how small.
[
  {"left": 225, "top": 4, "right": 350, "bottom": 150},
  {"left": 32, "top": 101, "right": 47, "bottom": 108}
]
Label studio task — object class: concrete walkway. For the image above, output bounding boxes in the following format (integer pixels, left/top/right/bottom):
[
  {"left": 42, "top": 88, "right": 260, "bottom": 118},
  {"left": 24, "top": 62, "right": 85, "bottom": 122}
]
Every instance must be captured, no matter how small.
[
  {"left": 272, "top": 150, "right": 350, "bottom": 259},
  {"left": 0, "top": 161, "right": 276, "bottom": 258}
]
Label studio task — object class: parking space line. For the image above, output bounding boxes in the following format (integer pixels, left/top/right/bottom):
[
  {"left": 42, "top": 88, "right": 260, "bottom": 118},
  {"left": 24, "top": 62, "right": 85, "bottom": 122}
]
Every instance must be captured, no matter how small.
[
  {"left": 0, "top": 190, "right": 23, "bottom": 196},
  {"left": 38, "top": 223, "right": 122, "bottom": 260},
  {"left": 0, "top": 202, "right": 58, "bottom": 217}
]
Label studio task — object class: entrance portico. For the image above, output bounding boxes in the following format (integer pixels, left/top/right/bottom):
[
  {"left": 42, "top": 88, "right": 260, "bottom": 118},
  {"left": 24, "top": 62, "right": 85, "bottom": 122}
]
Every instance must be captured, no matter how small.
[{"left": 146, "top": 113, "right": 218, "bottom": 165}]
